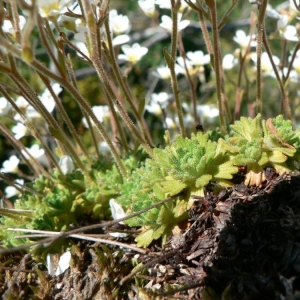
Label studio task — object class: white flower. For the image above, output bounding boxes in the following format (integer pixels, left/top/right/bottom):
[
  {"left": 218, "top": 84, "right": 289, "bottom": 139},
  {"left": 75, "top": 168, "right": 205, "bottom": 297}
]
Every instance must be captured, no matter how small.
[
  {"left": 160, "top": 14, "right": 190, "bottom": 32},
  {"left": 109, "top": 199, "right": 127, "bottom": 238},
  {"left": 82, "top": 105, "right": 110, "bottom": 127},
  {"left": 46, "top": 254, "right": 56, "bottom": 276},
  {"left": 57, "top": 15, "right": 77, "bottom": 32},
  {"left": 154, "top": 65, "right": 171, "bottom": 80},
  {"left": 233, "top": 30, "right": 257, "bottom": 50},
  {"left": 118, "top": 43, "right": 148, "bottom": 64},
  {"left": 112, "top": 34, "right": 130, "bottom": 46},
  {"left": 251, "top": 52, "right": 280, "bottom": 76},
  {"left": 222, "top": 54, "right": 238, "bottom": 70},
  {"left": 155, "top": 0, "right": 171, "bottom": 9},
  {"left": 1, "top": 155, "right": 20, "bottom": 173},
  {"left": 155, "top": 0, "right": 196, "bottom": 11},
  {"left": 5, "top": 179, "right": 24, "bottom": 198},
  {"left": 25, "top": 105, "right": 42, "bottom": 120},
  {"left": 40, "top": 83, "right": 61, "bottom": 112},
  {"left": 47, "top": 251, "right": 72, "bottom": 276},
  {"left": 138, "top": 0, "right": 156, "bottom": 17},
  {"left": 73, "top": 21, "right": 88, "bottom": 43},
  {"left": 277, "top": 15, "right": 298, "bottom": 41},
  {"left": 109, "top": 199, "right": 126, "bottom": 224},
  {"left": 0, "top": 97, "right": 11, "bottom": 116},
  {"left": 186, "top": 51, "right": 210, "bottom": 67},
  {"left": 22, "top": 144, "right": 46, "bottom": 164},
  {"left": 37, "top": 0, "right": 71, "bottom": 18},
  {"left": 2, "top": 16, "right": 26, "bottom": 35},
  {"left": 146, "top": 92, "right": 170, "bottom": 115},
  {"left": 55, "top": 251, "right": 71, "bottom": 276},
  {"left": 153, "top": 65, "right": 182, "bottom": 80},
  {"left": 146, "top": 102, "right": 162, "bottom": 115},
  {"left": 12, "top": 123, "right": 28, "bottom": 140},
  {"left": 197, "top": 105, "right": 219, "bottom": 123},
  {"left": 98, "top": 141, "right": 111, "bottom": 156},
  {"left": 176, "top": 52, "right": 210, "bottom": 76},
  {"left": 19, "top": 85, "right": 59, "bottom": 120},
  {"left": 15, "top": 96, "right": 29, "bottom": 110},
  {"left": 291, "top": 50, "right": 300, "bottom": 73},
  {"left": 176, "top": 56, "right": 194, "bottom": 75},
  {"left": 109, "top": 10, "right": 130, "bottom": 35},
  {"left": 59, "top": 155, "right": 74, "bottom": 175},
  {"left": 74, "top": 41, "right": 90, "bottom": 58},
  {"left": 165, "top": 117, "right": 176, "bottom": 129},
  {"left": 151, "top": 92, "right": 170, "bottom": 109}
]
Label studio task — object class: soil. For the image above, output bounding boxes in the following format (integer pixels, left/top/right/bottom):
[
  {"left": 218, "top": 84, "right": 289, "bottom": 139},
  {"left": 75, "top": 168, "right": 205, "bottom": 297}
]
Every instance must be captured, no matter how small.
[{"left": 1, "top": 170, "right": 300, "bottom": 299}]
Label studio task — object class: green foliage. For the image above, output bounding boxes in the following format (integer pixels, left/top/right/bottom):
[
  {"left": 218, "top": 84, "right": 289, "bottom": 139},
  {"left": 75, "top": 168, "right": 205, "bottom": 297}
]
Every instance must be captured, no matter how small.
[
  {"left": 220, "top": 114, "right": 300, "bottom": 185},
  {"left": 0, "top": 156, "right": 138, "bottom": 250},
  {"left": 116, "top": 132, "right": 237, "bottom": 247},
  {"left": 1, "top": 115, "right": 300, "bottom": 251}
]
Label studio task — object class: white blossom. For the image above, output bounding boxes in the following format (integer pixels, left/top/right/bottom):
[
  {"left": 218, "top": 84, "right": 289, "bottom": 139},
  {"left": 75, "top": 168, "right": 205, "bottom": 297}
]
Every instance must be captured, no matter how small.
[
  {"left": 138, "top": 0, "right": 156, "bottom": 17},
  {"left": 1, "top": 155, "right": 20, "bottom": 174},
  {"left": 277, "top": 15, "right": 298, "bottom": 41},
  {"left": 21, "top": 144, "right": 46, "bottom": 164},
  {"left": 118, "top": 43, "right": 148, "bottom": 64},
  {"left": 82, "top": 105, "right": 110, "bottom": 127},
  {"left": 223, "top": 54, "right": 238, "bottom": 70},
  {"left": 2, "top": 16, "right": 26, "bottom": 35},
  {"left": 109, "top": 199, "right": 127, "bottom": 238},
  {"left": 59, "top": 155, "right": 74, "bottom": 175},
  {"left": 160, "top": 14, "right": 190, "bottom": 32},
  {"left": 109, "top": 10, "right": 130, "bottom": 35},
  {"left": 197, "top": 105, "right": 219, "bottom": 123},
  {"left": 47, "top": 251, "right": 72, "bottom": 276},
  {"left": 109, "top": 199, "right": 126, "bottom": 223},
  {"left": 36, "top": 0, "right": 71, "bottom": 18},
  {"left": 55, "top": 251, "right": 71, "bottom": 276},
  {"left": 12, "top": 123, "right": 28, "bottom": 140},
  {"left": 153, "top": 65, "right": 182, "bottom": 80},
  {"left": 251, "top": 52, "right": 280, "bottom": 77},
  {"left": 233, "top": 30, "right": 257, "bottom": 50},
  {"left": 5, "top": 179, "right": 24, "bottom": 198},
  {"left": 0, "top": 97, "right": 12, "bottom": 116}
]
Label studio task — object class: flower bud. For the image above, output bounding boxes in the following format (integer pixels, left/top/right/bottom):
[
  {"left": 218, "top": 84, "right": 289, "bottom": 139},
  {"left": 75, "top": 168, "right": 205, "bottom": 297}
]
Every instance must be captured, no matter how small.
[
  {"left": 22, "top": 46, "right": 34, "bottom": 63},
  {"left": 59, "top": 155, "right": 74, "bottom": 175}
]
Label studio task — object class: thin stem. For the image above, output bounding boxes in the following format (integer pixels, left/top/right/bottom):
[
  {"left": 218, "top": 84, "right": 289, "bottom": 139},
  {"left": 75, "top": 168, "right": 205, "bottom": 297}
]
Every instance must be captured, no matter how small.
[
  {"left": 103, "top": 18, "right": 153, "bottom": 146},
  {"left": 169, "top": 1, "right": 186, "bottom": 137},
  {"left": 262, "top": 32, "right": 291, "bottom": 119},
  {"left": 0, "top": 122, "right": 51, "bottom": 178},
  {"left": 64, "top": 55, "right": 101, "bottom": 158},
  {"left": 205, "top": 0, "right": 226, "bottom": 134},
  {"left": 234, "top": 10, "right": 257, "bottom": 120},
  {"left": 185, "top": 1, "right": 213, "bottom": 55},
  {"left": 218, "top": 0, "right": 239, "bottom": 31},
  {"left": 82, "top": 5, "right": 153, "bottom": 158},
  {"left": 177, "top": 34, "right": 201, "bottom": 127},
  {"left": 36, "top": 16, "right": 65, "bottom": 78},
  {"left": 0, "top": 35, "right": 128, "bottom": 178},
  {"left": 0, "top": 196, "right": 175, "bottom": 255},
  {"left": 0, "top": 83, "right": 63, "bottom": 177},
  {"left": 256, "top": 0, "right": 268, "bottom": 115}
]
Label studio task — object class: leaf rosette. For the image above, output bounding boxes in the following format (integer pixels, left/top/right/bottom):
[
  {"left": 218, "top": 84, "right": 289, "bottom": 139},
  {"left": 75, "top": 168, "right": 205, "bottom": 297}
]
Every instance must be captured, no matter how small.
[
  {"left": 115, "top": 132, "right": 237, "bottom": 247},
  {"left": 221, "top": 114, "right": 300, "bottom": 186}
]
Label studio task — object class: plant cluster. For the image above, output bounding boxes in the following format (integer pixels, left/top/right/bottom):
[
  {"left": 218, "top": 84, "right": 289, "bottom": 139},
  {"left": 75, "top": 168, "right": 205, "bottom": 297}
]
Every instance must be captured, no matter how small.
[{"left": 1, "top": 114, "right": 299, "bottom": 250}]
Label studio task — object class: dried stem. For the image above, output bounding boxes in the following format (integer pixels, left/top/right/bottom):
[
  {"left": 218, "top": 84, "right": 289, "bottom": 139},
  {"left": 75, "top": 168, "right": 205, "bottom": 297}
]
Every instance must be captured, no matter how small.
[
  {"left": 256, "top": 0, "right": 268, "bottom": 115},
  {"left": 168, "top": 0, "right": 186, "bottom": 137},
  {"left": 205, "top": 0, "right": 226, "bottom": 134}
]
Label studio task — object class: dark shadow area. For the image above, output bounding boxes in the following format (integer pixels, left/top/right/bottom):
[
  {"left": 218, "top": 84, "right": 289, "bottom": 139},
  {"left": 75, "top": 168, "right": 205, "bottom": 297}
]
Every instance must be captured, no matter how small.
[
  {"left": 147, "top": 172, "right": 300, "bottom": 299},
  {"left": 203, "top": 173, "right": 300, "bottom": 299}
]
